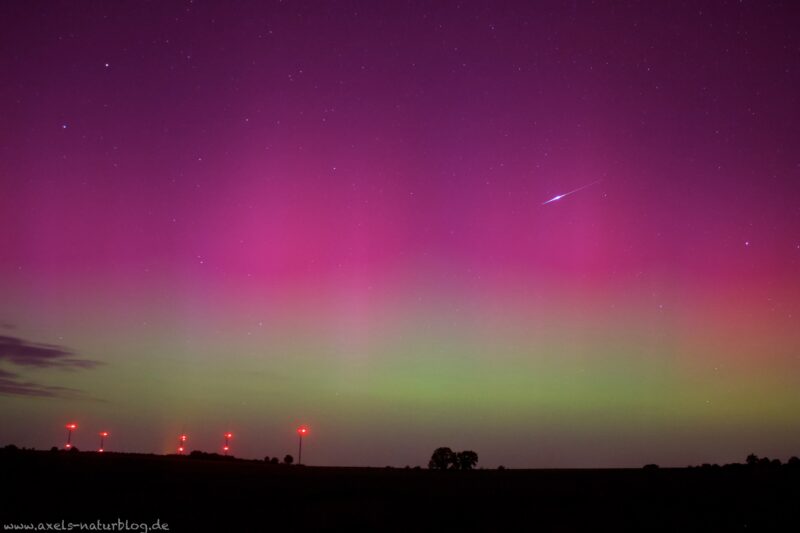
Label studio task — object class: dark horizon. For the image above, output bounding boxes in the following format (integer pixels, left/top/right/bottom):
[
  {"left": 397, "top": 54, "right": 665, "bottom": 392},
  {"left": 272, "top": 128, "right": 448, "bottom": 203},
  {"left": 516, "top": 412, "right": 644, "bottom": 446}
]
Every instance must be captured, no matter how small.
[
  {"left": 5, "top": 443, "right": 800, "bottom": 473},
  {"left": 3, "top": 445, "right": 800, "bottom": 531}
]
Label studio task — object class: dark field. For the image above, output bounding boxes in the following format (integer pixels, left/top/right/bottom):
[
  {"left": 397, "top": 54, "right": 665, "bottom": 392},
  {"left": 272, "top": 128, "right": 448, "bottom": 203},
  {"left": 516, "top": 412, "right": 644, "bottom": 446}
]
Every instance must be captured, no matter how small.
[{"left": 2, "top": 449, "right": 799, "bottom": 532}]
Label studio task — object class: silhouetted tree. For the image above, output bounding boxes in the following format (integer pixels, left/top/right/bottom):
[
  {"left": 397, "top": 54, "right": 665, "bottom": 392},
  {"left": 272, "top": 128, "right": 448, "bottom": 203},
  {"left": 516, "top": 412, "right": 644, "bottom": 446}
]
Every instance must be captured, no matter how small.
[
  {"left": 264, "top": 456, "right": 270, "bottom": 462},
  {"left": 188, "top": 450, "right": 228, "bottom": 461},
  {"left": 771, "top": 458, "right": 782, "bottom": 467},
  {"left": 428, "top": 447, "right": 456, "bottom": 470},
  {"left": 270, "top": 457, "right": 279, "bottom": 464},
  {"left": 283, "top": 454, "right": 294, "bottom": 465},
  {"left": 50, "top": 446, "right": 59, "bottom": 453},
  {"left": 497, "top": 465, "right": 505, "bottom": 470},
  {"left": 787, "top": 456, "right": 800, "bottom": 467},
  {"left": 455, "top": 450, "right": 479, "bottom": 470},
  {"left": 746, "top": 453, "right": 759, "bottom": 466}
]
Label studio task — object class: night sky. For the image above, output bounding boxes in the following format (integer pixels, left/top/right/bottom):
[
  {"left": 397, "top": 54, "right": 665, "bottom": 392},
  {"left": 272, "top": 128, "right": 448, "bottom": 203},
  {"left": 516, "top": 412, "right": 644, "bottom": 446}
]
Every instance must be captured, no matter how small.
[{"left": 2, "top": 1, "right": 800, "bottom": 468}]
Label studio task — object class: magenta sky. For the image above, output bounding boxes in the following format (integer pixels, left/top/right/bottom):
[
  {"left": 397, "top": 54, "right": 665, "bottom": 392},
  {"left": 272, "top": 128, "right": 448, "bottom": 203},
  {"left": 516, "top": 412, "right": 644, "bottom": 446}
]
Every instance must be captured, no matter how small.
[{"left": 1, "top": 1, "right": 799, "bottom": 467}]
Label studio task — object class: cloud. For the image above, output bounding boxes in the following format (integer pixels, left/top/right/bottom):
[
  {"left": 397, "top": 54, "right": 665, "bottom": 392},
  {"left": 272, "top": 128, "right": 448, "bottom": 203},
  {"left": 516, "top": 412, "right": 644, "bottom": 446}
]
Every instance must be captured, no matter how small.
[
  {"left": 0, "top": 335, "right": 101, "bottom": 398},
  {"left": 0, "top": 335, "right": 100, "bottom": 369},
  {"left": 0, "top": 368, "right": 82, "bottom": 398}
]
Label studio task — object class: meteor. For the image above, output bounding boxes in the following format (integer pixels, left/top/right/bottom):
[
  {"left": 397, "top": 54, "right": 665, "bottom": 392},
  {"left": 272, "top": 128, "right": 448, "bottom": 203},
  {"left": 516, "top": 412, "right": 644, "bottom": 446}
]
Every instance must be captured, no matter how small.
[{"left": 542, "top": 180, "right": 602, "bottom": 205}]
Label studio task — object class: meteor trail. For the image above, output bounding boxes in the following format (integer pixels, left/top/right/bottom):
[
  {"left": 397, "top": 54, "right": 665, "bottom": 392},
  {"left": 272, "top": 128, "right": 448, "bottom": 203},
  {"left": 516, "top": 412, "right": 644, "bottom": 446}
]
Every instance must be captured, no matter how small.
[{"left": 542, "top": 180, "right": 602, "bottom": 205}]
